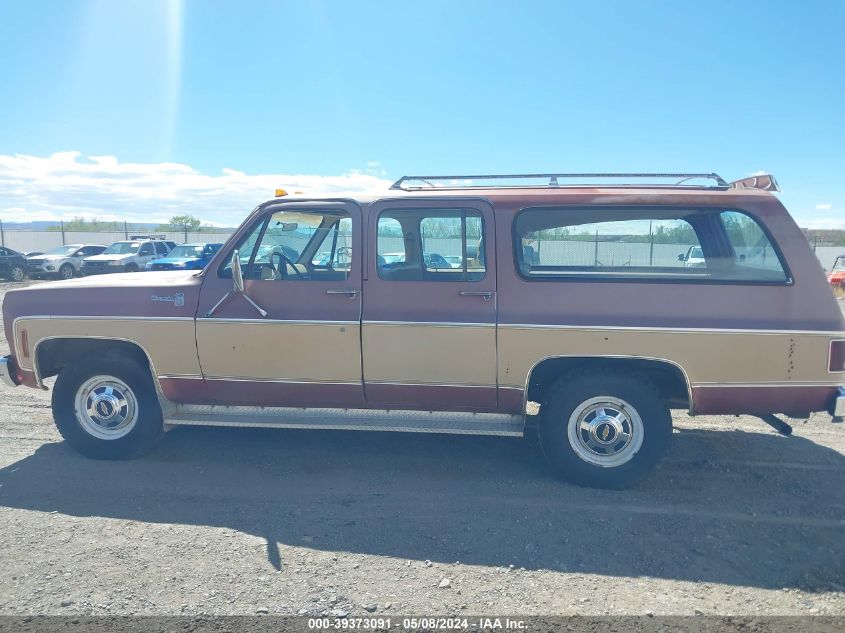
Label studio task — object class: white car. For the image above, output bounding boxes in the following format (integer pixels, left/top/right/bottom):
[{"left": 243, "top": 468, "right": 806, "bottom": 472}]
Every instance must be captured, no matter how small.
[
  {"left": 81, "top": 239, "right": 172, "bottom": 275},
  {"left": 678, "top": 245, "right": 706, "bottom": 267},
  {"left": 26, "top": 244, "right": 107, "bottom": 280}
]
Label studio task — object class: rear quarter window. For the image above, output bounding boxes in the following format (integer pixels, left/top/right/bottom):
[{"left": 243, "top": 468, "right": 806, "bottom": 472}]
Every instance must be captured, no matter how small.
[{"left": 513, "top": 207, "right": 789, "bottom": 284}]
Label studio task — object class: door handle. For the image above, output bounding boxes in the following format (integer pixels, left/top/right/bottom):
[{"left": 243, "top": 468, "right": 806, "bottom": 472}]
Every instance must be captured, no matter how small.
[
  {"left": 458, "top": 290, "right": 494, "bottom": 301},
  {"left": 326, "top": 289, "right": 359, "bottom": 298}
]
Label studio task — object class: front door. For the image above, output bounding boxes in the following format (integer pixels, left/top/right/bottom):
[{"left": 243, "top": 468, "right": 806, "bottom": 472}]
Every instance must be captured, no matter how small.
[
  {"left": 362, "top": 198, "right": 498, "bottom": 410},
  {"left": 194, "top": 201, "right": 363, "bottom": 408}
]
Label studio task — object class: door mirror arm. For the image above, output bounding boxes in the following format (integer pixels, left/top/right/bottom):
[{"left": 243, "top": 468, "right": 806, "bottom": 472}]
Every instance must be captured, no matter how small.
[{"left": 204, "top": 249, "right": 269, "bottom": 318}]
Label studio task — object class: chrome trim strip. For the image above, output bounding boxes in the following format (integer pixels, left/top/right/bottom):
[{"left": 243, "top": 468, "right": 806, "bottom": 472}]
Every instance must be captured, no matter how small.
[
  {"left": 204, "top": 376, "right": 360, "bottom": 385},
  {"left": 519, "top": 354, "right": 695, "bottom": 415},
  {"left": 500, "top": 323, "right": 845, "bottom": 337},
  {"left": 363, "top": 320, "right": 495, "bottom": 328},
  {"left": 29, "top": 335, "right": 170, "bottom": 410},
  {"left": 158, "top": 376, "right": 495, "bottom": 388},
  {"left": 199, "top": 318, "right": 359, "bottom": 326},
  {"left": 366, "top": 380, "right": 496, "bottom": 389},
  {"left": 692, "top": 382, "right": 843, "bottom": 388}
]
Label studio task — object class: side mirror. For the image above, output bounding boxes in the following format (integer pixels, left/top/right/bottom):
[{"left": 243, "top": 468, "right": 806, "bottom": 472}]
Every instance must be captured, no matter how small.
[
  {"left": 231, "top": 249, "right": 245, "bottom": 293},
  {"left": 677, "top": 254, "right": 687, "bottom": 262}
]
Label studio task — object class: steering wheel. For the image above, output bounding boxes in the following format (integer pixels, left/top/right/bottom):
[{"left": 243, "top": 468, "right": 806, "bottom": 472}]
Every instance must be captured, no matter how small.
[{"left": 269, "top": 251, "right": 305, "bottom": 280}]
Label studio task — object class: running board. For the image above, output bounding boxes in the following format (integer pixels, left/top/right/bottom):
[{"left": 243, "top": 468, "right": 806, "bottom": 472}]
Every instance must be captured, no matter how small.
[{"left": 166, "top": 405, "right": 525, "bottom": 436}]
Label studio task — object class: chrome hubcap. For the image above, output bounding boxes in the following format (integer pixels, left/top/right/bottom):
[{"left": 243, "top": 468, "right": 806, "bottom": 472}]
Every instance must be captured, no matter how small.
[
  {"left": 74, "top": 376, "right": 138, "bottom": 440},
  {"left": 567, "top": 396, "right": 643, "bottom": 467}
]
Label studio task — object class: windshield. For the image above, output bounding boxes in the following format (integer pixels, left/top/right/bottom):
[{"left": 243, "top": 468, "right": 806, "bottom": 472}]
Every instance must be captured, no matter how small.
[
  {"left": 168, "top": 245, "right": 204, "bottom": 258},
  {"left": 833, "top": 257, "right": 845, "bottom": 272},
  {"left": 103, "top": 242, "right": 140, "bottom": 255},
  {"left": 42, "top": 245, "right": 80, "bottom": 256},
  {"left": 690, "top": 247, "right": 704, "bottom": 258}
]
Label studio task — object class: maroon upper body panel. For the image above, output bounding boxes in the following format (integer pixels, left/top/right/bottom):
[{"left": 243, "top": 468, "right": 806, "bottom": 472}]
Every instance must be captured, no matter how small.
[{"left": 2, "top": 186, "right": 841, "bottom": 416}]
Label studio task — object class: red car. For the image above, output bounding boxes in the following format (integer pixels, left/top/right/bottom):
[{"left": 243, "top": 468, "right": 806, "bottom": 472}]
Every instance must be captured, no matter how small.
[{"left": 828, "top": 255, "right": 845, "bottom": 288}]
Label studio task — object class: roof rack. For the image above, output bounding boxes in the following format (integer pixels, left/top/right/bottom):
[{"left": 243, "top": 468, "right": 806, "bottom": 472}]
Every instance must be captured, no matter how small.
[{"left": 390, "top": 172, "right": 731, "bottom": 191}]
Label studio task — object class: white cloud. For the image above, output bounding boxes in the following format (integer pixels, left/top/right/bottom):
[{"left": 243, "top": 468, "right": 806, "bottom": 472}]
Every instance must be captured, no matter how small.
[
  {"left": 0, "top": 151, "right": 392, "bottom": 225},
  {"left": 816, "top": 203, "right": 833, "bottom": 210}
]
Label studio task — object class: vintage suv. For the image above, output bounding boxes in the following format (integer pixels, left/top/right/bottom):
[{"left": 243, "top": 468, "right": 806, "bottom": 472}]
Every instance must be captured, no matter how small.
[{"left": 1, "top": 172, "right": 843, "bottom": 489}]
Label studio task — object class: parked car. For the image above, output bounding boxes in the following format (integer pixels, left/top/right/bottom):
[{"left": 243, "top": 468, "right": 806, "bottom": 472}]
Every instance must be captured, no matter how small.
[
  {"left": 2, "top": 172, "right": 844, "bottom": 490},
  {"left": 828, "top": 255, "right": 845, "bottom": 288},
  {"left": 678, "top": 245, "right": 706, "bottom": 267},
  {"left": 146, "top": 243, "right": 222, "bottom": 271},
  {"left": 0, "top": 247, "right": 27, "bottom": 281},
  {"left": 27, "top": 244, "right": 107, "bottom": 280},
  {"left": 81, "top": 238, "right": 171, "bottom": 275}
]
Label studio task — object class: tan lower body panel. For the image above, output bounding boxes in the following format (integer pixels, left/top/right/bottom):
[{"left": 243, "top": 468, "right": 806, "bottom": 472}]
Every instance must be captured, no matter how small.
[
  {"left": 362, "top": 322, "right": 496, "bottom": 387},
  {"left": 14, "top": 317, "right": 200, "bottom": 377},
  {"left": 498, "top": 325, "right": 843, "bottom": 390},
  {"left": 195, "top": 320, "right": 361, "bottom": 383}
]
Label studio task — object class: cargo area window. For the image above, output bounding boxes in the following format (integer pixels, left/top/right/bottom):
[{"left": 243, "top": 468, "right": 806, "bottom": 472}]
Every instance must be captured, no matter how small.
[
  {"left": 376, "top": 208, "right": 485, "bottom": 281},
  {"left": 514, "top": 207, "right": 788, "bottom": 283},
  {"left": 220, "top": 209, "right": 352, "bottom": 281}
]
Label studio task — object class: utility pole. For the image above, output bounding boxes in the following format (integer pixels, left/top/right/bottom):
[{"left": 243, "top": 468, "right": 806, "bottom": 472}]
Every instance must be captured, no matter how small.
[
  {"left": 648, "top": 219, "right": 654, "bottom": 266},
  {"left": 124, "top": 221, "right": 129, "bottom": 239},
  {"left": 0, "top": 219, "right": 4, "bottom": 247},
  {"left": 60, "top": 220, "right": 66, "bottom": 245}
]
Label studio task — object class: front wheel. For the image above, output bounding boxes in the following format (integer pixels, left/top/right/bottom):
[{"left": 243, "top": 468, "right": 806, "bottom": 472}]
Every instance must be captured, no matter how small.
[
  {"left": 124, "top": 263, "right": 139, "bottom": 273},
  {"left": 538, "top": 370, "right": 672, "bottom": 489},
  {"left": 52, "top": 355, "right": 164, "bottom": 459},
  {"left": 58, "top": 263, "right": 75, "bottom": 279},
  {"left": 8, "top": 265, "right": 25, "bottom": 282}
]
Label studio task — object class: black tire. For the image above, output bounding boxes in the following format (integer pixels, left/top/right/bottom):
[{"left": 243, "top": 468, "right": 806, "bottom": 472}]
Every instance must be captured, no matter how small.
[
  {"left": 124, "top": 263, "right": 139, "bottom": 273},
  {"left": 538, "top": 370, "right": 672, "bottom": 489},
  {"left": 58, "top": 263, "right": 75, "bottom": 280},
  {"left": 9, "top": 265, "right": 25, "bottom": 282},
  {"left": 52, "top": 354, "right": 164, "bottom": 459}
]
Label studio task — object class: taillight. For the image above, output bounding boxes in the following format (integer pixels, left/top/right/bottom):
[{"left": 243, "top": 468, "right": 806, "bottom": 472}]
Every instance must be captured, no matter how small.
[{"left": 830, "top": 340, "right": 845, "bottom": 372}]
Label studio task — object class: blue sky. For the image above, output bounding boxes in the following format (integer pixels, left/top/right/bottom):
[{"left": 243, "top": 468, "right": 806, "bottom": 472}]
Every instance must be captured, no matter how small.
[{"left": 0, "top": 0, "right": 843, "bottom": 226}]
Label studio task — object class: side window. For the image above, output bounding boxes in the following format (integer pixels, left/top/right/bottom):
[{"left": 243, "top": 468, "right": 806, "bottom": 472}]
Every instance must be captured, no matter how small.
[
  {"left": 377, "top": 208, "right": 486, "bottom": 282},
  {"left": 719, "top": 211, "right": 788, "bottom": 281},
  {"left": 220, "top": 209, "right": 351, "bottom": 281},
  {"left": 311, "top": 217, "right": 352, "bottom": 271},
  {"left": 514, "top": 207, "right": 788, "bottom": 283},
  {"left": 154, "top": 242, "right": 168, "bottom": 255},
  {"left": 138, "top": 244, "right": 154, "bottom": 256}
]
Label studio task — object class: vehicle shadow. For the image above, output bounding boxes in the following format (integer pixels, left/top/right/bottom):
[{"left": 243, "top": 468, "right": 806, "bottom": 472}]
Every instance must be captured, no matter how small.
[{"left": 0, "top": 424, "right": 843, "bottom": 591}]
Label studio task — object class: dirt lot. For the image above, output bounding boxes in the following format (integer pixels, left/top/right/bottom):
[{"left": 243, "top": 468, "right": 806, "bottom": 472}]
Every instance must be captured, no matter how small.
[{"left": 0, "top": 279, "right": 843, "bottom": 617}]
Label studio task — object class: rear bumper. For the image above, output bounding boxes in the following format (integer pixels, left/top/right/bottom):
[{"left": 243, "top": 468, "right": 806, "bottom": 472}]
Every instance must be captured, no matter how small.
[
  {"left": 830, "top": 387, "right": 845, "bottom": 417},
  {"left": 0, "top": 356, "right": 19, "bottom": 388}
]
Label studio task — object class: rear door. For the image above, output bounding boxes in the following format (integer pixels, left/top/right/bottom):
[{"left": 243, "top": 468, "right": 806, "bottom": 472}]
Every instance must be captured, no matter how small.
[
  {"left": 194, "top": 201, "right": 363, "bottom": 408},
  {"left": 362, "top": 198, "right": 498, "bottom": 410}
]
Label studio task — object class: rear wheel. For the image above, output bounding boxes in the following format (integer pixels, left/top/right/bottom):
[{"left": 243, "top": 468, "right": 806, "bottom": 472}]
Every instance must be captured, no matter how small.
[
  {"left": 538, "top": 370, "right": 672, "bottom": 489},
  {"left": 52, "top": 354, "right": 164, "bottom": 459},
  {"left": 58, "top": 263, "right": 75, "bottom": 279}
]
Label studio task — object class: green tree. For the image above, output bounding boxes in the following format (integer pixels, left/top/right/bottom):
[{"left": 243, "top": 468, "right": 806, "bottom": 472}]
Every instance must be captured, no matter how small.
[{"left": 159, "top": 214, "right": 202, "bottom": 233}]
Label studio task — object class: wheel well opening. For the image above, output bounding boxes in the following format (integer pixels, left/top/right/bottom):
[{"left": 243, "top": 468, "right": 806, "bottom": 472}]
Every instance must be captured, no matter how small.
[
  {"left": 526, "top": 357, "right": 690, "bottom": 410},
  {"left": 36, "top": 338, "right": 151, "bottom": 380}
]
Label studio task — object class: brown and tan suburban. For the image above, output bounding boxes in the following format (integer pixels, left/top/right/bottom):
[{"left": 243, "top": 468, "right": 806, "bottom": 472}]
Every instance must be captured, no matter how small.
[{"left": 2, "top": 172, "right": 843, "bottom": 488}]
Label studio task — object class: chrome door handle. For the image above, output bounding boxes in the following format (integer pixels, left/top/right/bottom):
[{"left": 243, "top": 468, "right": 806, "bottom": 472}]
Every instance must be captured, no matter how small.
[
  {"left": 326, "top": 289, "right": 359, "bottom": 298},
  {"left": 458, "top": 290, "right": 493, "bottom": 301}
]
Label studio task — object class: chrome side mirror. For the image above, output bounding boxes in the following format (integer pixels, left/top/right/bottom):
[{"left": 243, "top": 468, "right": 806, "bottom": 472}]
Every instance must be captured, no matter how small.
[
  {"left": 231, "top": 249, "right": 245, "bottom": 293},
  {"left": 204, "top": 248, "right": 268, "bottom": 318}
]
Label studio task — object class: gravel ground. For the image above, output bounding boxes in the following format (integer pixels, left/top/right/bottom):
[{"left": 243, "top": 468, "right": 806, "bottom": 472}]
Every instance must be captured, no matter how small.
[{"left": 0, "top": 279, "right": 843, "bottom": 616}]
